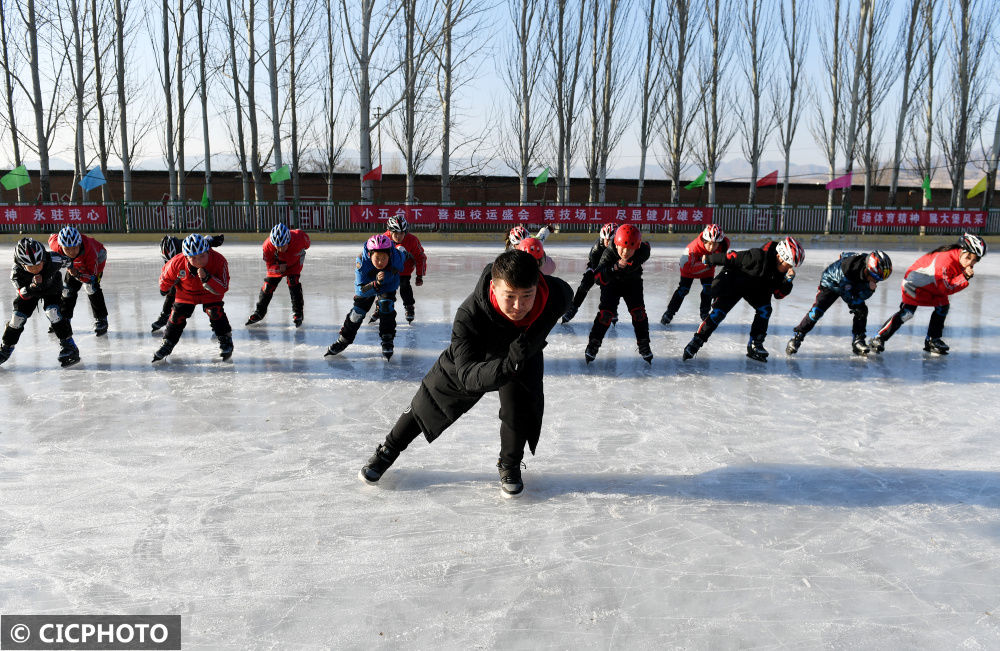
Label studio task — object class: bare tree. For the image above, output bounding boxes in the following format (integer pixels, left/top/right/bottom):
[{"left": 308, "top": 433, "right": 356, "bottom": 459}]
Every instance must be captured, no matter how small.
[
  {"left": 659, "top": 0, "right": 699, "bottom": 204},
  {"left": 221, "top": 0, "right": 251, "bottom": 202},
  {"left": 810, "top": 0, "right": 845, "bottom": 228},
  {"left": 544, "top": 0, "right": 586, "bottom": 202},
  {"left": 736, "top": 0, "right": 776, "bottom": 205},
  {"left": 838, "top": 0, "right": 871, "bottom": 218},
  {"left": 266, "top": 0, "right": 285, "bottom": 201},
  {"left": 22, "top": 0, "right": 68, "bottom": 199},
  {"left": 693, "top": 0, "right": 736, "bottom": 205},
  {"left": 194, "top": 0, "right": 211, "bottom": 206},
  {"left": 174, "top": 0, "right": 190, "bottom": 202},
  {"left": 592, "top": 0, "right": 631, "bottom": 202},
  {"left": 886, "top": 0, "right": 925, "bottom": 206},
  {"left": 635, "top": 0, "right": 663, "bottom": 202},
  {"left": 154, "top": 0, "right": 178, "bottom": 201},
  {"left": 0, "top": 0, "right": 25, "bottom": 201},
  {"left": 772, "top": 0, "right": 809, "bottom": 207},
  {"left": 854, "top": 1, "right": 895, "bottom": 206},
  {"left": 113, "top": 0, "right": 133, "bottom": 201},
  {"left": 59, "top": 0, "right": 92, "bottom": 203},
  {"left": 245, "top": 0, "right": 266, "bottom": 201},
  {"left": 322, "top": 0, "right": 352, "bottom": 201},
  {"left": 981, "top": 100, "right": 999, "bottom": 211},
  {"left": 909, "top": 0, "right": 941, "bottom": 208}
]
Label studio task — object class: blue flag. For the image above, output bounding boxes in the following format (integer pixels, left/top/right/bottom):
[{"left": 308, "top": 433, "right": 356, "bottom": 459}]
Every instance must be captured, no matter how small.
[{"left": 79, "top": 167, "right": 107, "bottom": 192}]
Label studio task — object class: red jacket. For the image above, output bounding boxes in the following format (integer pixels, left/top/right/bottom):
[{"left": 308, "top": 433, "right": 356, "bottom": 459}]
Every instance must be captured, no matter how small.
[
  {"left": 159, "top": 249, "right": 230, "bottom": 304},
  {"left": 48, "top": 232, "right": 107, "bottom": 281},
  {"left": 901, "top": 248, "right": 970, "bottom": 307},
  {"left": 679, "top": 235, "right": 730, "bottom": 279},
  {"left": 384, "top": 231, "right": 427, "bottom": 277},
  {"left": 263, "top": 229, "right": 310, "bottom": 277}
]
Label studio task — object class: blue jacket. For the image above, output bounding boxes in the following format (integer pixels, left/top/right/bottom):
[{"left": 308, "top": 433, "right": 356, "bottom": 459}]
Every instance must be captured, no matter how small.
[
  {"left": 820, "top": 252, "right": 875, "bottom": 306},
  {"left": 354, "top": 246, "right": 408, "bottom": 297}
]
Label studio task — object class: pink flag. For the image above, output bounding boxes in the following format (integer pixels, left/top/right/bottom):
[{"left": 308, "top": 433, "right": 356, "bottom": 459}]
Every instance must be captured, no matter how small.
[{"left": 825, "top": 173, "right": 853, "bottom": 190}]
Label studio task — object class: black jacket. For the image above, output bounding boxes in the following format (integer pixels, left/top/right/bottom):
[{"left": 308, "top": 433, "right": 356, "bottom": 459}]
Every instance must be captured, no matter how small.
[
  {"left": 594, "top": 241, "right": 651, "bottom": 285},
  {"left": 9, "top": 253, "right": 66, "bottom": 301},
  {"left": 586, "top": 242, "right": 608, "bottom": 271},
  {"left": 410, "top": 264, "right": 572, "bottom": 447},
  {"left": 706, "top": 240, "right": 794, "bottom": 299}
]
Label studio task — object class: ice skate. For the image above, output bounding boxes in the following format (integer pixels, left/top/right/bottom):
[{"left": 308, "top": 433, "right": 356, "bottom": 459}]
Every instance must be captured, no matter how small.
[
  {"left": 245, "top": 312, "right": 264, "bottom": 326},
  {"left": 923, "top": 337, "right": 949, "bottom": 355},
  {"left": 58, "top": 337, "right": 80, "bottom": 367},
  {"left": 497, "top": 460, "right": 524, "bottom": 498},
  {"left": 746, "top": 336, "right": 768, "bottom": 362},
  {"left": 637, "top": 339, "right": 653, "bottom": 364},
  {"left": 218, "top": 333, "right": 234, "bottom": 360},
  {"left": 292, "top": 313, "right": 303, "bottom": 328},
  {"left": 151, "top": 313, "right": 169, "bottom": 332},
  {"left": 851, "top": 335, "right": 870, "bottom": 356},
  {"left": 152, "top": 339, "right": 175, "bottom": 363},
  {"left": 786, "top": 332, "right": 804, "bottom": 355},
  {"left": 682, "top": 334, "right": 704, "bottom": 360},
  {"left": 0, "top": 343, "right": 13, "bottom": 365},
  {"left": 659, "top": 310, "right": 673, "bottom": 325},
  {"left": 94, "top": 318, "right": 108, "bottom": 337},
  {"left": 867, "top": 336, "right": 885, "bottom": 354},
  {"left": 381, "top": 335, "right": 394, "bottom": 361},
  {"left": 359, "top": 444, "right": 400, "bottom": 484},
  {"left": 561, "top": 304, "right": 577, "bottom": 324},
  {"left": 404, "top": 305, "right": 415, "bottom": 323},
  {"left": 584, "top": 339, "right": 601, "bottom": 364},
  {"left": 324, "top": 336, "right": 349, "bottom": 357}
]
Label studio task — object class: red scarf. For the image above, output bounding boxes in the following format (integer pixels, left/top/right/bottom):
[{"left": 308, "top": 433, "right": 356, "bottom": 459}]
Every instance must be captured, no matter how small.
[{"left": 490, "top": 274, "right": 549, "bottom": 328}]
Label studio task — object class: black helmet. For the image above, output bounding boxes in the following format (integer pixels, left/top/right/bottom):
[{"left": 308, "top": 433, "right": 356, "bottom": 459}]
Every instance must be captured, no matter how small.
[
  {"left": 160, "top": 235, "right": 181, "bottom": 262},
  {"left": 15, "top": 237, "right": 46, "bottom": 267}
]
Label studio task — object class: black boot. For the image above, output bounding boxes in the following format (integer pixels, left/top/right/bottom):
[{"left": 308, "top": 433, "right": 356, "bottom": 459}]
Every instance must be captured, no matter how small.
[
  {"left": 218, "top": 333, "right": 234, "bottom": 360},
  {"left": 94, "top": 318, "right": 108, "bottom": 337},
  {"left": 381, "top": 334, "right": 394, "bottom": 361},
  {"left": 637, "top": 339, "right": 653, "bottom": 364},
  {"left": 404, "top": 305, "right": 415, "bottom": 323},
  {"left": 0, "top": 343, "right": 13, "bottom": 365},
  {"left": 497, "top": 460, "right": 524, "bottom": 497},
  {"left": 746, "top": 335, "right": 768, "bottom": 362},
  {"left": 786, "top": 331, "right": 805, "bottom": 355},
  {"left": 682, "top": 334, "right": 705, "bottom": 360},
  {"left": 867, "top": 335, "right": 885, "bottom": 354},
  {"left": 58, "top": 337, "right": 81, "bottom": 367},
  {"left": 152, "top": 338, "right": 175, "bottom": 363},
  {"left": 246, "top": 289, "right": 272, "bottom": 325},
  {"left": 561, "top": 303, "right": 578, "bottom": 324},
  {"left": 584, "top": 339, "right": 601, "bottom": 364},
  {"left": 852, "top": 335, "right": 870, "bottom": 356},
  {"left": 151, "top": 313, "right": 169, "bottom": 332},
  {"left": 289, "top": 283, "right": 304, "bottom": 327},
  {"left": 923, "top": 337, "right": 949, "bottom": 354},
  {"left": 659, "top": 310, "right": 674, "bottom": 325},
  {"left": 325, "top": 336, "right": 349, "bottom": 356},
  {"left": 359, "top": 444, "right": 400, "bottom": 484}
]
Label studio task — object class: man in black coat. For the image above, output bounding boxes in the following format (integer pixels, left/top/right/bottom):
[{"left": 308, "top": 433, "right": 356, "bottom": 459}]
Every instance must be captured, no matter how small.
[
  {"left": 359, "top": 249, "right": 572, "bottom": 497},
  {"left": 682, "top": 236, "right": 804, "bottom": 362}
]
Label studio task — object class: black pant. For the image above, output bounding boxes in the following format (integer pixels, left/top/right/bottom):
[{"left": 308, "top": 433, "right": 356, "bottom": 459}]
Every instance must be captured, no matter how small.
[
  {"left": 876, "top": 302, "right": 948, "bottom": 341},
  {"left": 665, "top": 276, "right": 713, "bottom": 319},
  {"left": 159, "top": 286, "right": 177, "bottom": 318},
  {"left": 696, "top": 278, "right": 773, "bottom": 342},
  {"left": 162, "top": 301, "right": 232, "bottom": 344},
  {"left": 3, "top": 294, "right": 73, "bottom": 346},
  {"left": 795, "top": 287, "right": 869, "bottom": 337},
  {"left": 588, "top": 278, "right": 649, "bottom": 344},
  {"left": 253, "top": 274, "right": 304, "bottom": 317},
  {"left": 571, "top": 270, "right": 596, "bottom": 310},
  {"left": 62, "top": 273, "right": 108, "bottom": 321},
  {"left": 399, "top": 275, "right": 415, "bottom": 309},
  {"left": 339, "top": 293, "right": 397, "bottom": 342}
]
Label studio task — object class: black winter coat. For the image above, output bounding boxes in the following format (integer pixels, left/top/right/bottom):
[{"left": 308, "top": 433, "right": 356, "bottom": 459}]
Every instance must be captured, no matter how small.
[
  {"left": 594, "top": 241, "right": 651, "bottom": 285},
  {"left": 9, "top": 253, "right": 66, "bottom": 301},
  {"left": 706, "top": 241, "right": 794, "bottom": 301},
  {"left": 586, "top": 242, "right": 607, "bottom": 271},
  {"left": 410, "top": 264, "right": 572, "bottom": 452}
]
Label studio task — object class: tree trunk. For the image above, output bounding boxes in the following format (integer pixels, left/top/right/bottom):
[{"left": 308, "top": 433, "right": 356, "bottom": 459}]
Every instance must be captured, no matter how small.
[
  {"left": 26, "top": 0, "right": 52, "bottom": 199},
  {"left": 0, "top": 0, "right": 23, "bottom": 201},
  {"left": 887, "top": 0, "right": 920, "bottom": 206},
  {"left": 175, "top": 0, "right": 186, "bottom": 202},
  {"left": 290, "top": 0, "right": 301, "bottom": 213},
  {"left": 439, "top": 0, "right": 452, "bottom": 202},
  {"left": 636, "top": 0, "right": 657, "bottom": 203},
  {"left": 114, "top": 0, "right": 131, "bottom": 202},
  {"left": 267, "top": 0, "right": 285, "bottom": 201},
  {"left": 196, "top": 0, "right": 211, "bottom": 209},
  {"left": 71, "top": 0, "right": 85, "bottom": 204},
  {"left": 90, "top": 0, "right": 109, "bottom": 202},
  {"left": 225, "top": 0, "right": 250, "bottom": 202},
  {"left": 161, "top": 0, "right": 177, "bottom": 202},
  {"left": 839, "top": 0, "right": 870, "bottom": 219},
  {"left": 246, "top": 0, "right": 265, "bottom": 203}
]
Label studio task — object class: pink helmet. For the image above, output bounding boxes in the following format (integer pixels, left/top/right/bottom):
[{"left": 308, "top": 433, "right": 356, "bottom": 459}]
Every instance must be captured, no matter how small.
[
  {"left": 366, "top": 233, "right": 393, "bottom": 252},
  {"left": 599, "top": 222, "right": 619, "bottom": 243},
  {"left": 508, "top": 225, "right": 530, "bottom": 245},
  {"left": 775, "top": 236, "right": 805, "bottom": 267},
  {"left": 701, "top": 224, "right": 724, "bottom": 242},
  {"left": 516, "top": 237, "right": 545, "bottom": 261}
]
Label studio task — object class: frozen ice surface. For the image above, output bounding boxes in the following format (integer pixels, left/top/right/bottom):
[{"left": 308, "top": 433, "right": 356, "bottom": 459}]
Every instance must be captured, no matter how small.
[{"left": 1, "top": 240, "right": 998, "bottom": 649}]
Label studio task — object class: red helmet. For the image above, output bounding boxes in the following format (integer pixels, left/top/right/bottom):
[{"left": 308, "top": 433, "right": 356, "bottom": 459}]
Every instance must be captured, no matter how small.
[
  {"left": 508, "top": 225, "right": 530, "bottom": 245},
  {"left": 516, "top": 237, "right": 545, "bottom": 261},
  {"left": 614, "top": 224, "right": 642, "bottom": 249},
  {"left": 775, "top": 236, "right": 805, "bottom": 267},
  {"left": 599, "top": 222, "right": 619, "bottom": 243},
  {"left": 701, "top": 224, "right": 724, "bottom": 242},
  {"left": 866, "top": 250, "right": 892, "bottom": 281}
]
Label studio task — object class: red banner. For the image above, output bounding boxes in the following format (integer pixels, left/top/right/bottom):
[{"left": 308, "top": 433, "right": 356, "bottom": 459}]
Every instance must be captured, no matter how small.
[
  {"left": 1, "top": 205, "right": 109, "bottom": 225},
  {"left": 854, "top": 208, "right": 986, "bottom": 229},
  {"left": 350, "top": 204, "right": 713, "bottom": 226}
]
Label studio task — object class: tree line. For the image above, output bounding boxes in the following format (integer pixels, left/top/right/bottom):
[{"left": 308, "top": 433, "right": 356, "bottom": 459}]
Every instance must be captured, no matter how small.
[{"left": 0, "top": 0, "right": 998, "bottom": 211}]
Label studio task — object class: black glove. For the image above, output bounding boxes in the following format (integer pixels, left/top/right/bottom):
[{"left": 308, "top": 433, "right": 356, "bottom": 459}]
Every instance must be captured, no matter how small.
[
  {"left": 561, "top": 304, "right": 578, "bottom": 323},
  {"left": 593, "top": 266, "right": 609, "bottom": 286},
  {"left": 209, "top": 234, "right": 225, "bottom": 247},
  {"left": 503, "top": 335, "right": 533, "bottom": 376}
]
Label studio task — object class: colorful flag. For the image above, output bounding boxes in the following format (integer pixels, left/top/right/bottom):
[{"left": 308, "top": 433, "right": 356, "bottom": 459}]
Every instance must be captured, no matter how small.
[
  {"left": 756, "top": 170, "right": 779, "bottom": 187},
  {"left": 533, "top": 167, "right": 550, "bottom": 186},
  {"left": 684, "top": 170, "right": 707, "bottom": 190},
  {"left": 270, "top": 164, "right": 291, "bottom": 184},
  {"left": 1, "top": 165, "right": 30, "bottom": 190},
  {"left": 967, "top": 175, "right": 988, "bottom": 199},
  {"left": 362, "top": 165, "right": 383, "bottom": 182},
  {"left": 825, "top": 173, "right": 853, "bottom": 190},
  {"left": 921, "top": 176, "right": 931, "bottom": 202},
  {"left": 79, "top": 167, "right": 107, "bottom": 192},
  {"left": 201, "top": 186, "right": 210, "bottom": 209}
]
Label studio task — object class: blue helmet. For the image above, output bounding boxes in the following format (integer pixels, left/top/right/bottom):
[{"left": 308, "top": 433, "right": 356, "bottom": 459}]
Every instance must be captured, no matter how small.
[
  {"left": 182, "top": 233, "right": 210, "bottom": 257},
  {"left": 58, "top": 226, "right": 82, "bottom": 248},
  {"left": 270, "top": 223, "right": 291, "bottom": 247}
]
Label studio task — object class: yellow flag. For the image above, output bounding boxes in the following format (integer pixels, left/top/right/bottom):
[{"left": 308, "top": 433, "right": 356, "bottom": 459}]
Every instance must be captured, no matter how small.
[{"left": 966, "top": 175, "right": 988, "bottom": 199}]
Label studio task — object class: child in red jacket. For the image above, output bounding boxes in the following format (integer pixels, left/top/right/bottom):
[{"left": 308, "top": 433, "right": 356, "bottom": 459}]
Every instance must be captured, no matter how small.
[
  {"left": 869, "top": 233, "right": 985, "bottom": 355},
  {"left": 661, "top": 224, "right": 730, "bottom": 325},
  {"left": 153, "top": 233, "right": 233, "bottom": 362},
  {"left": 385, "top": 216, "right": 426, "bottom": 323},
  {"left": 48, "top": 226, "right": 109, "bottom": 336},
  {"left": 246, "top": 223, "right": 311, "bottom": 327}
]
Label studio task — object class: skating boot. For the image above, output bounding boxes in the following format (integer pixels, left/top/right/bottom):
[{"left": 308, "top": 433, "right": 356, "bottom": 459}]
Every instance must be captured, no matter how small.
[
  {"left": 682, "top": 334, "right": 705, "bottom": 360},
  {"left": 94, "top": 318, "right": 108, "bottom": 337},
  {"left": 381, "top": 335, "right": 394, "bottom": 361},
  {"left": 584, "top": 339, "right": 601, "bottom": 364},
  {"left": 637, "top": 339, "right": 653, "bottom": 364},
  {"left": 867, "top": 336, "right": 885, "bottom": 354},
  {"left": 561, "top": 304, "right": 577, "bottom": 324},
  {"left": 851, "top": 335, "right": 870, "bottom": 356},
  {"left": 497, "top": 460, "right": 524, "bottom": 498},
  {"left": 324, "top": 336, "right": 349, "bottom": 357},
  {"left": 746, "top": 336, "right": 769, "bottom": 362},
  {"left": 0, "top": 344, "right": 13, "bottom": 365},
  {"left": 218, "top": 333, "right": 234, "bottom": 360},
  {"left": 152, "top": 339, "right": 175, "bottom": 363},
  {"left": 245, "top": 312, "right": 264, "bottom": 326},
  {"left": 359, "top": 443, "right": 400, "bottom": 484},
  {"left": 404, "top": 305, "right": 415, "bottom": 323},
  {"left": 659, "top": 310, "right": 674, "bottom": 325},
  {"left": 292, "top": 313, "right": 303, "bottom": 328},
  {"left": 786, "top": 332, "right": 804, "bottom": 355},
  {"left": 151, "top": 313, "right": 169, "bottom": 332},
  {"left": 58, "top": 337, "right": 81, "bottom": 367},
  {"left": 923, "top": 337, "right": 949, "bottom": 355}
]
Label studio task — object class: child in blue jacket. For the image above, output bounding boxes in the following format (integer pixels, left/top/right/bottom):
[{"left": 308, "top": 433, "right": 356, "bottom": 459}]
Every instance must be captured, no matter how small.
[{"left": 325, "top": 234, "right": 408, "bottom": 360}]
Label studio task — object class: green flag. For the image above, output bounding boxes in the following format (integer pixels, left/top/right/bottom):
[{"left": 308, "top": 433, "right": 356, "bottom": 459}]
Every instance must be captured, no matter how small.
[
  {"left": 270, "top": 164, "right": 291, "bottom": 184},
  {"left": 533, "top": 167, "right": 549, "bottom": 186},
  {"left": 201, "top": 186, "right": 210, "bottom": 209},
  {"left": 684, "top": 170, "right": 707, "bottom": 190},
  {"left": 921, "top": 176, "right": 931, "bottom": 202},
  {"left": 1, "top": 165, "right": 30, "bottom": 191}
]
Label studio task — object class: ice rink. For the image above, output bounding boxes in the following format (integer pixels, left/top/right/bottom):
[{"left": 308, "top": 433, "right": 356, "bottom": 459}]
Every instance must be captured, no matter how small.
[{"left": 1, "top": 239, "right": 998, "bottom": 649}]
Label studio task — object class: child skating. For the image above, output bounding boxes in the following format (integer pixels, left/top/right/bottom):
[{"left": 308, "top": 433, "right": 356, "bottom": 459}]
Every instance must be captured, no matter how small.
[
  {"left": 384, "top": 215, "right": 427, "bottom": 323},
  {"left": 47, "top": 226, "right": 109, "bottom": 336},
  {"left": 786, "top": 250, "right": 892, "bottom": 356},
  {"left": 246, "top": 223, "right": 311, "bottom": 327},
  {"left": 660, "top": 224, "right": 730, "bottom": 325},
  {"left": 869, "top": 233, "right": 985, "bottom": 355},
  {"left": 152, "top": 233, "right": 224, "bottom": 331},
  {"left": 562, "top": 221, "right": 616, "bottom": 323},
  {"left": 683, "top": 236, "right": 804, "bottom": 362}
]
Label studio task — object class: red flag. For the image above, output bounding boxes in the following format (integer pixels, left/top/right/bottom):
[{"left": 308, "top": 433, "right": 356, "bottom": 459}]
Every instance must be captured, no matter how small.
[
  {"left": 756, "top": 170, "right": 779, "bottom": 187},
  {"left": 825, "top": 172, "right": 853, "bottom": 190},
  {"left": 362, "top": 165, "right": 383, "bottom": 182}
]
